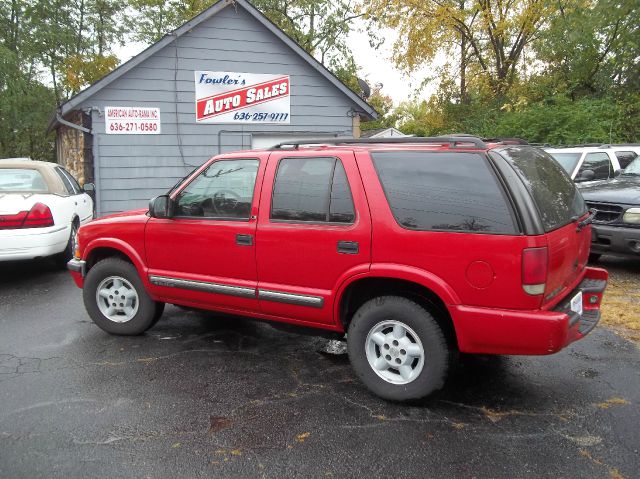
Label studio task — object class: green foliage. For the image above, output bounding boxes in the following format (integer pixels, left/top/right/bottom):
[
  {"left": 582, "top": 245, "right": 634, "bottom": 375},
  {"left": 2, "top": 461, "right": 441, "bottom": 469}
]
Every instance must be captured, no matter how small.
[
  {"left": 361, "top": 91, "right": 397, "bottom": 130},
  {"left": 0, "top": 53, "right": 56, "bottom": 160},
  {"left": 387, "top": 0, "right": 640, "bottom": 143},
  {"left": 492, "top": 97, "right": 638, "bottom": 144}
]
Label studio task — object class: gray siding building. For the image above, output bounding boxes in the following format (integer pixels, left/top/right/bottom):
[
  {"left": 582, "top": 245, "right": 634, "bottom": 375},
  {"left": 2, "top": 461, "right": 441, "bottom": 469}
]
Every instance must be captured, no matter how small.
[{"left": 51, "top": 0, "right": 376, "bottom": 216}]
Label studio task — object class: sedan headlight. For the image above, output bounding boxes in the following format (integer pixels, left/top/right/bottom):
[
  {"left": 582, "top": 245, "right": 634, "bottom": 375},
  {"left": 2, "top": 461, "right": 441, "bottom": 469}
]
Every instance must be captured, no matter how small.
[{"left": 622, "top": 207, "right": 640, "bottom": 224}]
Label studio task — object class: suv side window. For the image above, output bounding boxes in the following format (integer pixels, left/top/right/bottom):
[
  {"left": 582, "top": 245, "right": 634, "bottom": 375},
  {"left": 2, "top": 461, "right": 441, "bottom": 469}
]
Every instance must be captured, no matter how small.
[
  {"left": 579, "top": 152, "right": 612, "bottom": 180},
  {"left": 174, "top": 159, "right": 258, "bottom": 220},
  {"left": 372, "top": 151, "right": 517, "bottom": 234},
  {"left": 615, "top": 151, "right": 637, "bottom": 169},
  {"left": 271, "top": 157, "right": 355, "bottom": 223}
]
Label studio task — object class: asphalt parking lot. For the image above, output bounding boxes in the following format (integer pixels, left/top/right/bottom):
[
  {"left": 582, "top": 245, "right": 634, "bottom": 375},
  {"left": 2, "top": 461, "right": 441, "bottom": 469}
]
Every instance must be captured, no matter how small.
[{"left": 1, "top": 258, "right": 639, "bottom": 478}]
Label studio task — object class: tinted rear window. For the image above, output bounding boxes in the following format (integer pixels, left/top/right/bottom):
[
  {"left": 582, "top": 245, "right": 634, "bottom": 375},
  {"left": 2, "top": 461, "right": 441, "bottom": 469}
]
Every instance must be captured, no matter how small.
[
  {"left": 371, "top": 151, "right": 518, "bottom": 234},
  {"left": 0, "top": 169, "right": 48, "bottom": 192},
  {"left": 271, "top": 157, "right": 355, "bottom": 223},
  {"left": 498, "top": 146, "right": 586, "bottom": 232}
]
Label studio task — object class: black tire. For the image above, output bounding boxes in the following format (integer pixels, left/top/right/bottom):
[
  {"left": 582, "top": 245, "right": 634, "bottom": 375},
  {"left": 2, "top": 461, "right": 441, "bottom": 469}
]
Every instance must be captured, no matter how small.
[
  {"left": 54, "top": 221, "right": 78, "bottom": 269},
  {"left": 589, "top": 253, "right": 601, "bottom": 263},
  {"left": 150, "top": 302, "right": 166, "bottom": 327},
  {"left": 83, "top": 258, "right": 163, "bottom": 335},
  {"left": 347, "top": 296, "right": 450, "bottom": 401}
]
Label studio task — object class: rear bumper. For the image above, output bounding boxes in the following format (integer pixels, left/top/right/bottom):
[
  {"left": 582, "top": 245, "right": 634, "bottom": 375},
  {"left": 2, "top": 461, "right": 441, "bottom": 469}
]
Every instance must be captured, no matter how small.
[
  {"left": 0, "top": 225, "right": 70, "bottom": 261},
  {"left": 451, "top": 267, "right": 608, "bottom": 355},
  {"left": 590, "top": 224, "right": 640, "bottom": 256}
]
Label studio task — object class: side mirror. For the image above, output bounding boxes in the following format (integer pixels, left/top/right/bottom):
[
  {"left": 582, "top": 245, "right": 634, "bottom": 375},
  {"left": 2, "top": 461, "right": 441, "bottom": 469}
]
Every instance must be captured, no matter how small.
[
  {"left": 149, "top": 195, "right": 173, "bottom": 219},
  {"left": 576, "top": 169, "right": 595, "bottom": 182},
  {"left": 83, "top": 183, "right": 95, "bottom": 193},
  {"left": 614, "top": 169, "right": 623, "bottom": 178}
]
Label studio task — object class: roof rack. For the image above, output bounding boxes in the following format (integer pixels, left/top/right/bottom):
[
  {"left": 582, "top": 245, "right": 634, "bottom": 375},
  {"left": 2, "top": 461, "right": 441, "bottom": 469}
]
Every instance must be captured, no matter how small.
[
  {"left": 599, "top": 143, "right": 640, "bottom": 148},
  {"left": 272, "top": 136, "right": 488, "bottom": 150},
  {"left": 483, "top": 137, "right": 529, "bottom": 145}
]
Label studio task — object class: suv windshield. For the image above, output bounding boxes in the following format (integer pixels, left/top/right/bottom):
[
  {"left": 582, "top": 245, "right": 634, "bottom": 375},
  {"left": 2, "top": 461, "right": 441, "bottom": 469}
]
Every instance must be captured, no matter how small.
[
  {"left": 497, "top": 147, "right": 586, "bottom": 232},
  {"left": 546, "top": 152, "right": 581, "bottom": 174},
  {"left": 622, "top": 157, "right": 640, "bottom": 175}
]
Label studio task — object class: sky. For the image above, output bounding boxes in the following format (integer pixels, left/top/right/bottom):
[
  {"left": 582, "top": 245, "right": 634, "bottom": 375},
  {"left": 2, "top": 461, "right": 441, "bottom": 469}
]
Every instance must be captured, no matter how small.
[
  {"left": 114, "top": 19, "right": 439, "bottom": 106},
  {"left": 346, "top": 20, "right": 440, "bottom": 104}
]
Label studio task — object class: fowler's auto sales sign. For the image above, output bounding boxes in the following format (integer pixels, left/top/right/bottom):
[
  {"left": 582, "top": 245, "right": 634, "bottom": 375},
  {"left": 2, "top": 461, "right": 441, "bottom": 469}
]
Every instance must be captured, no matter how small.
[{"left": 195, "top": 71, "right": 290, "bottom": 124}]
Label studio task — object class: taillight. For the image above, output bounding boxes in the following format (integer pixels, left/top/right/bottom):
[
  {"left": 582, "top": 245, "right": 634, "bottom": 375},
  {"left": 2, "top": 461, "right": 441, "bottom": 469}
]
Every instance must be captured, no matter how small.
[
  {"left": 0, "top": 203, "right": 54, "bottom": 229},
  {"left": 0, "top": 211, "right": 28, "bottom": 229},
  {"left": 522, "top": 247, "right": 548, "bottom": 295}
]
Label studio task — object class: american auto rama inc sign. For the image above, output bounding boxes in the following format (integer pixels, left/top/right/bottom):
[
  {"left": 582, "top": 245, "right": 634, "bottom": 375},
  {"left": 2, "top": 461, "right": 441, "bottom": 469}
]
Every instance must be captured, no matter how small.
[{"left": 195, "top": 71, "right": 290, "bottom": 124}]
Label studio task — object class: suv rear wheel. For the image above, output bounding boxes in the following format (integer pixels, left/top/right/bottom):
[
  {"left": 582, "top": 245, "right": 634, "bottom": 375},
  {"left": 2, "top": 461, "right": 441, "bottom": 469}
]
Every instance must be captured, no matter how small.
[
  {"left": 83, "top": 258, "right": 164, "bottom": 335},
  {"left": 347, "top": 296, "right": 450, "bottom": 401}
]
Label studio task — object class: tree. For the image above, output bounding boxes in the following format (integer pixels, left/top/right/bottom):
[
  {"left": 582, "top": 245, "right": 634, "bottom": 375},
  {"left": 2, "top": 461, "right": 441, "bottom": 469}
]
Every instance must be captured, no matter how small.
[
  {"left": 534, "top": 0, "right": 640, "bottom": 99},
  {"left": 364, "top": 0, "right": 557, "bottom": 99},
  {"left": 0, "top": 0, "right": 57, "bottom": 160},
  {"left": 361, "top": 87, "right": 397, "bottom": 130},
  {"left": 27, "top": 0, "right": 126, "bottom": 102}
]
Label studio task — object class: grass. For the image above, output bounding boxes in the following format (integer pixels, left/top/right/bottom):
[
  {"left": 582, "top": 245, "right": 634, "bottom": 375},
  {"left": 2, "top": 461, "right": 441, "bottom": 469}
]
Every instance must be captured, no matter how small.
[{"left": 600, "top": 271, "right": 640, "bottom": 343}]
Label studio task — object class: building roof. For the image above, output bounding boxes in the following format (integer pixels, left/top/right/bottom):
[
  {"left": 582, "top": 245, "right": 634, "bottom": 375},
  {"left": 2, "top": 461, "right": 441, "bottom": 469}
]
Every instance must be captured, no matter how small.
[
  {"left": 51, "top": 0, "right": 377, "bottom": 128},
  {"left": 360, "top": 127, "right": 409, "bottom": 138}
]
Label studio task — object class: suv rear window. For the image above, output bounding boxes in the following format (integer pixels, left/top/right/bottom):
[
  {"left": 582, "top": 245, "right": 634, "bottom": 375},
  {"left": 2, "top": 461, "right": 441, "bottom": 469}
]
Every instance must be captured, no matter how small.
[
  {"left": 371, "top": 151, "right": 517, "bottom": 234},
  {"left": 497, "top": 146, "right": 586, "bottom": 232}
]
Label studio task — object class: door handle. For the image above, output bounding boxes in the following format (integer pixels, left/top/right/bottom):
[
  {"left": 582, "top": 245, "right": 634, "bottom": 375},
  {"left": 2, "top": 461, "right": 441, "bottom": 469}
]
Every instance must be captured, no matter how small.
[
  {"left": 337, "top": 240, "right": 359, "bottom": 254},
  {"left": 236, "top": 234, "right": 253, "bottom": 246}
]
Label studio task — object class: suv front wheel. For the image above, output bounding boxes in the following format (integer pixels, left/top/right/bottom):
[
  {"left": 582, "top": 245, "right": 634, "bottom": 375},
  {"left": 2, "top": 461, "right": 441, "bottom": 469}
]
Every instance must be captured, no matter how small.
[
  {"left": 83, "top": 258, "right": 164, "bottom": 335},
  {"left": 347, "top": 296, "right": 450, "bottom": 401}
]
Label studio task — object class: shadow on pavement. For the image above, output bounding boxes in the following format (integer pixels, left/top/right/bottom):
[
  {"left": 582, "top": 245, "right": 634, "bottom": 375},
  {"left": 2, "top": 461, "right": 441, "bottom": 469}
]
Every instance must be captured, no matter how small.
[{"left": 0, "top": 258, "right": 64, "bottom": 285}]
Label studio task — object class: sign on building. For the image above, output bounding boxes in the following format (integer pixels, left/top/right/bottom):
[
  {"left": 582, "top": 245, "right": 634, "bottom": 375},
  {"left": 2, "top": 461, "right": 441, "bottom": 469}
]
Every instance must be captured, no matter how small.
[
  {"left": 195, "top": 71, "right": 290, "bottom": 124},
  {"left": 105, "top": 107, "right": 161, "bottom": 134}
]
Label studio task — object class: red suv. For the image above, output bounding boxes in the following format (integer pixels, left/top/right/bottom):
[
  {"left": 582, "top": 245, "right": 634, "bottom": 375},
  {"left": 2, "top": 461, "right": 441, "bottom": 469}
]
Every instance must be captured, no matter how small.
[{"left": 68, "top": 137, "right": 608, "bottom": 401}]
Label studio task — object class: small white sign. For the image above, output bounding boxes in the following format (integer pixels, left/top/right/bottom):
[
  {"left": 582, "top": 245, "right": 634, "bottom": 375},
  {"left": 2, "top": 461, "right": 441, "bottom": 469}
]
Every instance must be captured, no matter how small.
[
  {"left": 105, "top": 106, "right": 161, "bottom": 134},
  {"left": 195, "top": 71, "right": 290, "bottom": 124}
]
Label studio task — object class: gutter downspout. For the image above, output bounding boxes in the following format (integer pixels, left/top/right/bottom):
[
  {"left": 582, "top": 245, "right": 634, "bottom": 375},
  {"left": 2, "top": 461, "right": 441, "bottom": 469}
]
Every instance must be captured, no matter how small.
[
  {"left": 56, "top": 112, "right": 101, "bottom": 216},
  {"left": 56, "top": 114, "right": 92, "bottom": 134}
]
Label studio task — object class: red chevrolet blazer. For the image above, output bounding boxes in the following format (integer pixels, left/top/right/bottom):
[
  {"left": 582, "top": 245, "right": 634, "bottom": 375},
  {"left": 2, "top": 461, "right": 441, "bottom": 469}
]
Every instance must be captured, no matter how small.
[{"left": 68, "top": 137, "right": 608, "bottom": 401}]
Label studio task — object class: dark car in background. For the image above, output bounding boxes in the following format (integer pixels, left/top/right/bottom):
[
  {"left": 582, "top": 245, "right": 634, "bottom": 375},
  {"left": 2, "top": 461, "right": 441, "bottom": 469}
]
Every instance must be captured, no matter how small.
[{"left": 581, "top": 157, "right": 640, "bottom": 260}]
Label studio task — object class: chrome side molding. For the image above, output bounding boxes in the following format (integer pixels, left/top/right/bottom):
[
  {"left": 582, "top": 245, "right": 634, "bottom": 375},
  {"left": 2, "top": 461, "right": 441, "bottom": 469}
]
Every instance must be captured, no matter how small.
[
  {"left": 148, "top": 275, "right": 324, "bottom": 308},
  {"left": 149, "top": 275, "right": 256, "bottom": 299},
  {"left": 258, "top": 289, "right": 324, "bottom": 308}
]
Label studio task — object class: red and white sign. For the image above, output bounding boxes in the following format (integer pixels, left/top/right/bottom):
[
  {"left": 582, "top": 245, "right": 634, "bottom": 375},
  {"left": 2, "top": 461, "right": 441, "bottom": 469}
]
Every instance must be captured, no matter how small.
[
  {"left": 105, "top": 106, "right": 161, "bottom": 134},
  {"left": 195, "top": 71, "right": 290, "bottom": 124}
]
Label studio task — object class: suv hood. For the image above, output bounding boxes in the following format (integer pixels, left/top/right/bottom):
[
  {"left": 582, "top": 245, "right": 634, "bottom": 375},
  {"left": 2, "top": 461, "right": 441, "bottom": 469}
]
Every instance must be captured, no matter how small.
[
  {"left": 92, "top": 208, "right": 149, "bottom": 224},
  {"left": 579, "top": 176, "right": 640, "bottom": 204}
]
